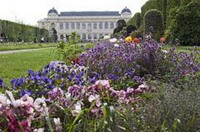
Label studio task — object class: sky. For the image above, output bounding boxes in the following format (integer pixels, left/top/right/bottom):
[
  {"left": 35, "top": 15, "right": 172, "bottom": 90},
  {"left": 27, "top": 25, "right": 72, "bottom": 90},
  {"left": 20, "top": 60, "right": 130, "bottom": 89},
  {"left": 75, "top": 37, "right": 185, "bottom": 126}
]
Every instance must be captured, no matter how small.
[{"left": 0, "top": 0, "right": 148, "bottom": 26}]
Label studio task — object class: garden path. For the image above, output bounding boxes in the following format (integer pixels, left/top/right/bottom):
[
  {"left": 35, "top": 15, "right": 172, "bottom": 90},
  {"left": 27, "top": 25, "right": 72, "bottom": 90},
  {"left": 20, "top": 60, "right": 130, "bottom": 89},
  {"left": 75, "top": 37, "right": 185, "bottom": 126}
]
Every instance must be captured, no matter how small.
[{"left": 0, "top": 47, "right": 54, "bottom": 54}]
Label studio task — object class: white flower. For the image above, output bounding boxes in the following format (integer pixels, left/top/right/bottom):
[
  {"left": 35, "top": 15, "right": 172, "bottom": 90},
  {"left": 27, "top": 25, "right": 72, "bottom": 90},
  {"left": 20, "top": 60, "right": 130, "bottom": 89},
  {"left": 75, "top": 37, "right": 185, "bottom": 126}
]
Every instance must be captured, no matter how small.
[
  {"left": 110, "top": 38, "right": 117, "bottom": 43},
  {"left": 21, "top": 94, "right": 34, "bottom": 106},
  {"left": 34, "top": 97, "right": 47, "bottom": 112},
  {"left": 138, "top": 83, "right": 149, "bottom": 91},
  {"left": 88, "top": 94, "right": 100, "bottom": 102},
  {"left": 72, "top": 101, "right": 82, "bottom": 116},
  {"left": 65, "top": 93, "right": 71, "bottom": 100},
  {"left": 114, "top": 44, "right": 119, "bottom": 47},
  {"left": 162, "top": 50, "right": 168, "bottom": 54},
  {"left": 95, "top": 80, "right": 110, "bottom": 87},
  {"left": 6, "top": 91, "right": 15, "bottom": 103},
  {"left": 103, "top": 35, "right": 110, "bottom": 40},
  {"left": 13, "top": 99, "right": 24, "bottom": 108},
  {"left": 33, "top": 128, "right": 45, "bottom": 132},
  {"left": 54, "top": 118, "right": 62, "bottom": 131},
  {"left": 0, "top": 94, "right": 11, "bottom": 107}
]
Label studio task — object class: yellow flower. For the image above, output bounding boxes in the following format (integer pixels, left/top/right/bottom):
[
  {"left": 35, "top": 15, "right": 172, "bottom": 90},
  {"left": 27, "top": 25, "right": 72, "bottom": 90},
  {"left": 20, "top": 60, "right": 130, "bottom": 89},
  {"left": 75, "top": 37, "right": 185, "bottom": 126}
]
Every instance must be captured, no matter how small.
[{"left": 125, "top": 36, "right": 132, "bottom": 43}]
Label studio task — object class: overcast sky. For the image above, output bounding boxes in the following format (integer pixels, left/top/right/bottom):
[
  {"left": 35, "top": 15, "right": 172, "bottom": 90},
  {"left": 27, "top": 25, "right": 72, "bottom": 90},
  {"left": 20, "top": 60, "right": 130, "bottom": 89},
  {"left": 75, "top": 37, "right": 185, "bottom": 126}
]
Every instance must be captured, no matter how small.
[{"left": 0, "top": 0, "right": 148, "bottom": 26}]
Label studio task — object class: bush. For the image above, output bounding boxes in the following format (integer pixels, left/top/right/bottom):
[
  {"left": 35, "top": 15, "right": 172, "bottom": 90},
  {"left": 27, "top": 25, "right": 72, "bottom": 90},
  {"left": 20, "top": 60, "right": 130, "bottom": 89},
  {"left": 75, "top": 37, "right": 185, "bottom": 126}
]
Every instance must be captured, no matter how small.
[
  {"left": 0, "top": 19, "right": 49, "bottom": 42},
  {"left": 126, "top": 25, "right": 137, "bottom": 36},
  {"left": 139, "top": 77, "right": 200, "bottom": 131},
  {"left": 168, "top": 0, "right": 200, "bottom": 46},
  {"left": 144, "top": 9, "right": 164, "bottom": 40},
  {"left": 127, "top": 12, "right": 141, "bottom": 29}
]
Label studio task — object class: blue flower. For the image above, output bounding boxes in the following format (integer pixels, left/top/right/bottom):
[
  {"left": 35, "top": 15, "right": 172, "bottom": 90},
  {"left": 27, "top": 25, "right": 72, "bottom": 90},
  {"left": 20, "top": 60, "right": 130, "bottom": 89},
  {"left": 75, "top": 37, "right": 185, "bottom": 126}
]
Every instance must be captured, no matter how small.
[
  {"left": 20, "top": 90, "right": 32, "bottom": 96},
  {"left": 10, "top": 78, "right": 26, "bottom": 89},
  {"left": 0, "top": 78, "right": 5, "bottom": 88}
]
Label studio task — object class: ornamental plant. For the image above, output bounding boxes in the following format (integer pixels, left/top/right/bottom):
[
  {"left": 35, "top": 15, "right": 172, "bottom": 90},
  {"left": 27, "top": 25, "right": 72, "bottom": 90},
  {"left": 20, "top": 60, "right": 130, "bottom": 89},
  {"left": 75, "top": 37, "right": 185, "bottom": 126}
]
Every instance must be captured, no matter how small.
[
  {"left": 79, "top": 40, "right": 200, "bottom": 88},
  {"left": 0, "top": 79, "right": 150, "bottom": 131}
]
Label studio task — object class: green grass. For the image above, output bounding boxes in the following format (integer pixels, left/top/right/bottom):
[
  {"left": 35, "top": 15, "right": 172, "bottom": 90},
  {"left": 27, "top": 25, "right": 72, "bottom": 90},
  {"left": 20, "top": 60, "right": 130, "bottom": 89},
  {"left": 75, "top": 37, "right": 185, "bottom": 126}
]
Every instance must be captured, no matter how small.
[
  {"left": 0, "top": 43, "right": 57, "bottom": 51},
  {"left": 0, "top": 48, "right": 58, "bottom": 84},
  {"left": 0, "top": 43, "right": 95, "bottom": 85}
]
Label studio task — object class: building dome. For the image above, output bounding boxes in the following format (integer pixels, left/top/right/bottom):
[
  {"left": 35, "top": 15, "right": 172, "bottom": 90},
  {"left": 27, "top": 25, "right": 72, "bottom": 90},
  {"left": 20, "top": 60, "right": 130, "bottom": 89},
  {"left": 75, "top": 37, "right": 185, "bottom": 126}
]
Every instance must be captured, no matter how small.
[
  {"left": 48, "top": 7, "right": 58, "bottom": 15},
  {"left": 121, "top": 7, "right": 131, "bottom": 14}
]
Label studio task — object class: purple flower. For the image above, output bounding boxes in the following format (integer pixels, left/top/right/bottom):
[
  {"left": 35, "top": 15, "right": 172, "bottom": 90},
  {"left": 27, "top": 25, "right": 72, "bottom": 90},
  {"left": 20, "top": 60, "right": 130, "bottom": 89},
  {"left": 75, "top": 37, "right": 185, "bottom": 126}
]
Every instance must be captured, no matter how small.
[{"left": 0, "top": 78, "right": 5, "bottom": 88}]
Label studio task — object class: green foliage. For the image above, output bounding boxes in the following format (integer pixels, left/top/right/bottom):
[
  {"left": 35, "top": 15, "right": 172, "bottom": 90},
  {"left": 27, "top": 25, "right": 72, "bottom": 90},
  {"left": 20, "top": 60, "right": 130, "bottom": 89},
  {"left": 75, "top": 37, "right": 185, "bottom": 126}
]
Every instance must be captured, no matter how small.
[
  {"left": 56, "top": 42, "right": 95, "bottom": 64},
  {"left": 0, "top": 19, "right": 49, "bottom": 42},
  {"left": 144, "top": 9, "right": 164, "bottom": 40},
  {"left": 127, "top": 12, "right": 141, "bottom": 29},
  {"left": 126, "top": 25, "right": 137, "bottom": 36},
  {"left": 113, "top": 19, "right": 126, "bottom": 37},
  {"left": 168, "top": 0, "right": 200, "bottom": 45},
  {"left": 69, "top": 32, "right": 80, "bottom": 44}
]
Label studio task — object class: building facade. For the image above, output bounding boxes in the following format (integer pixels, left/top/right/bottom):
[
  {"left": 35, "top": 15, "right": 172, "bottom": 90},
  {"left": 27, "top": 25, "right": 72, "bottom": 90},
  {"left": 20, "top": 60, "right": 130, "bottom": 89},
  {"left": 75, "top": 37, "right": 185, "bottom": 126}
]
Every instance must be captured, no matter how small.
[{"left": 38, "top": 7, "right": 132, "bottom": 41}]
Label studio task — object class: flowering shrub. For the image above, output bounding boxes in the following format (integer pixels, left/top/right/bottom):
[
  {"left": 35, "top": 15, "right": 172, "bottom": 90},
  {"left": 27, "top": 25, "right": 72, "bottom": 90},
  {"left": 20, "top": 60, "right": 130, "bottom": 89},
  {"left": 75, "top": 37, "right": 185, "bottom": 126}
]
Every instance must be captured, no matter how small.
[
  {"left": 0, "top": 80, "right": 149, "bottom": 131},
  {"left": 0, "top": 37, "right": 200, "bottom": 131},
  {"left": 79, "top": 40, "right": 200, "bottom": 87}
]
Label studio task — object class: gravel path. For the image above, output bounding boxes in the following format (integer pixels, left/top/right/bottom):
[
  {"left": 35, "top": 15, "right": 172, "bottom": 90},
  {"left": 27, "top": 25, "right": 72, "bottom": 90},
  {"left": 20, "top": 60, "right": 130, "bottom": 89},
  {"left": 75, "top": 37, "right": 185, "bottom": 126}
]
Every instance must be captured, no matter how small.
[{"left": 0, "top": 47, "right": 54, "bottom": 54}]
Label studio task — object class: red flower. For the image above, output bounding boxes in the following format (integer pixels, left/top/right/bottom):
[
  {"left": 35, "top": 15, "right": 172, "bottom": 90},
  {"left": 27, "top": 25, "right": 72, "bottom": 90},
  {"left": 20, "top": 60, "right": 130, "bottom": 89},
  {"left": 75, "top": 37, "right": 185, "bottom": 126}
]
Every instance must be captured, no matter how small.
[
  {"left": 160, "top": 37, "right": 166, "bottom": 43},
  {"left": 72, "top": 57, "right": 80, "bottom": 64},
  {"left": 133, "top": 38, "right": 140, "bottom": 44}
]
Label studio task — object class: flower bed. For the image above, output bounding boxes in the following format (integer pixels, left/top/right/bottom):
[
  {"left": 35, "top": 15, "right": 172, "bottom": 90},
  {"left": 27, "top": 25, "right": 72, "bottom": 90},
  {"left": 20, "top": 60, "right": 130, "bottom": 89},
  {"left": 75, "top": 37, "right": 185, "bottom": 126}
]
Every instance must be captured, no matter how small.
[{"left": 0, "top": 38, "right": 200, "bottom": 131}]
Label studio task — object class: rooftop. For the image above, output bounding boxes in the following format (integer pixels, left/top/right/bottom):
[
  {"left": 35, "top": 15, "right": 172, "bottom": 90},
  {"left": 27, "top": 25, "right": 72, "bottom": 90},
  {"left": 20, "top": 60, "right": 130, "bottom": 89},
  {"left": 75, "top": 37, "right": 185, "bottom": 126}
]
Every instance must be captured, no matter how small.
[{"left": 59, "top": 11, "right": 121, "bottom": 16}]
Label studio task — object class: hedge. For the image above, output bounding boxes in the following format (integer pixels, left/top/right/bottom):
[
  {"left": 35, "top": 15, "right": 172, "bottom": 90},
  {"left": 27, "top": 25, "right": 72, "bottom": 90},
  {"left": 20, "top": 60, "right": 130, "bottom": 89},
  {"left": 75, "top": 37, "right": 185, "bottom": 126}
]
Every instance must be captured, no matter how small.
[
  {"left": 144, "top": 9, "right": 164, "bottom": 40},
  {"left": 0, "top": 19, "right": 49, "bottom": 42},
  {"left": 168, "top": 0, "right": 200, "bottom": 46}
]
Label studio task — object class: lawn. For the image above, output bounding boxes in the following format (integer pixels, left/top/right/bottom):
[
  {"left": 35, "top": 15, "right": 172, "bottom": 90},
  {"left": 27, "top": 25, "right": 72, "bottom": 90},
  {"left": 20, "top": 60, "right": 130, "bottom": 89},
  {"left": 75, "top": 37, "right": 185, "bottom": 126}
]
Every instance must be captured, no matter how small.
[
  {"left": 0, "top": 43, "right": 57, "bottom": 51},
  {"left": 0, "top": 47, "right": 58, "bottom": 84},
  {"left": 0, "top": 43, "right": 95, "bottom": 85}
]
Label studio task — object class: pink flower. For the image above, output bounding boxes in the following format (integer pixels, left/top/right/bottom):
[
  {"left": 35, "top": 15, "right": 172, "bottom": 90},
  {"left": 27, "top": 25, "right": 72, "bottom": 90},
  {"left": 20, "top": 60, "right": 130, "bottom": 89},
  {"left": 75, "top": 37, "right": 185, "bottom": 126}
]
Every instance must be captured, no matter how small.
[
  {"left": 95, "top": 80, "right": 110, "bottom": 88},
  {"left": 118, "top": 90, "right": 126, "bottom": 99}
]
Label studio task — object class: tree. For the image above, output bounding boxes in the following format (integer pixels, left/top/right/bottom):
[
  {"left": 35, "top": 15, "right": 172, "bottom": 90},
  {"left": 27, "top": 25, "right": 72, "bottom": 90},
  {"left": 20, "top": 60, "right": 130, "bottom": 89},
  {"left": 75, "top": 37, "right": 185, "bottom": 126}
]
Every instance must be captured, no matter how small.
[
  {"left": 52, "top": 28, "right": 58, "bottom": 42},
  {"left": 168, "top": 0, "right": 200, "bottom": 45},
  {"left": 144, "top": 9, "right": 164, "bottom": 40},
  {"left": 126, "top": 25, "right": 137, "bottom": 36}
]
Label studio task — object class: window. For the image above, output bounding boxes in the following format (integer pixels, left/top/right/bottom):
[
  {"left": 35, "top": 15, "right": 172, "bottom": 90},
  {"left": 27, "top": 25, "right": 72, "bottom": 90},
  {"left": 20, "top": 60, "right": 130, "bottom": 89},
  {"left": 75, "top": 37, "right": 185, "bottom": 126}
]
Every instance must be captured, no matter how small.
[
  {"left": 60, "top": 23, "right": 63, "bottom": 30},
  {"left": 65, "top": 23, "right": 69, "bottom": 29},
  {"left": 110, "top": 22, "right": 114, "bottom": 29},
  {"left": 99, "top": 22, "right": 103, "bottom": 29},
  {"left": 76, "top": 22, "right": 80, "bottom": 29},
  {"left": 105, "top": 22, "right": 108, "bottom": 29},
  {"left": 93, "top": 23, "right": 97, "bottom": 29},
  {"left": 88, "top": 23, "right": 92, "bottom": 29},
  {"left": 82, "top": 34, "right": 86, "bottom": 39},
  {"left": 93, "top": 34, "right": 97, "bottom": 39},
  {"left": 88, "top": 34, "right": 92, "bottom": 40},
  {"left": 71, "top": 22, "right": 75, "bottom": 29},
  {"left": 82, "top": 23, "right": 86, "bottom": 29},
  {"left": 99, "top": 34, "right": 103, "bottom": 39}
]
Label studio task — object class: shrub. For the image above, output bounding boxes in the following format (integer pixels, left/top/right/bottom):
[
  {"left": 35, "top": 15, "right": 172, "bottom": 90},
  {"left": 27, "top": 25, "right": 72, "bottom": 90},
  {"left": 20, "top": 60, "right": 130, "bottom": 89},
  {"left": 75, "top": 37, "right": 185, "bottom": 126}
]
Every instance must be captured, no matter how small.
[
  {"left": 144, "top": 9, "right": 164, "bottom": 40},
  {"left": 127, "top": 12, "right": 141, "bottom": 29},
  {"left": 126, "top": 25, "right": 137, "bottom": 36},
  {"left": 79, "top": 40, "right": 200, "bottom": 89},
  {"left": 139, "top": 77, "right": 200, "bottom": 131},
  {"left": 0, "top": 19, "right": 49, "bottom": 42},
  {"left": 168, "top": 0, "right": 200, "bottom": 46}
]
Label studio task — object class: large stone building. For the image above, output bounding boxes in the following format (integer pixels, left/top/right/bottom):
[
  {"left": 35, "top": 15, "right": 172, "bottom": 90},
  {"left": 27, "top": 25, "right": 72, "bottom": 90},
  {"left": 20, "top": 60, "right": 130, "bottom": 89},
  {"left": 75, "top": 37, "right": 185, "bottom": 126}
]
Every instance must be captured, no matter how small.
[{"left": 38, "top": 7, "right": 132, "bottom": 41}]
